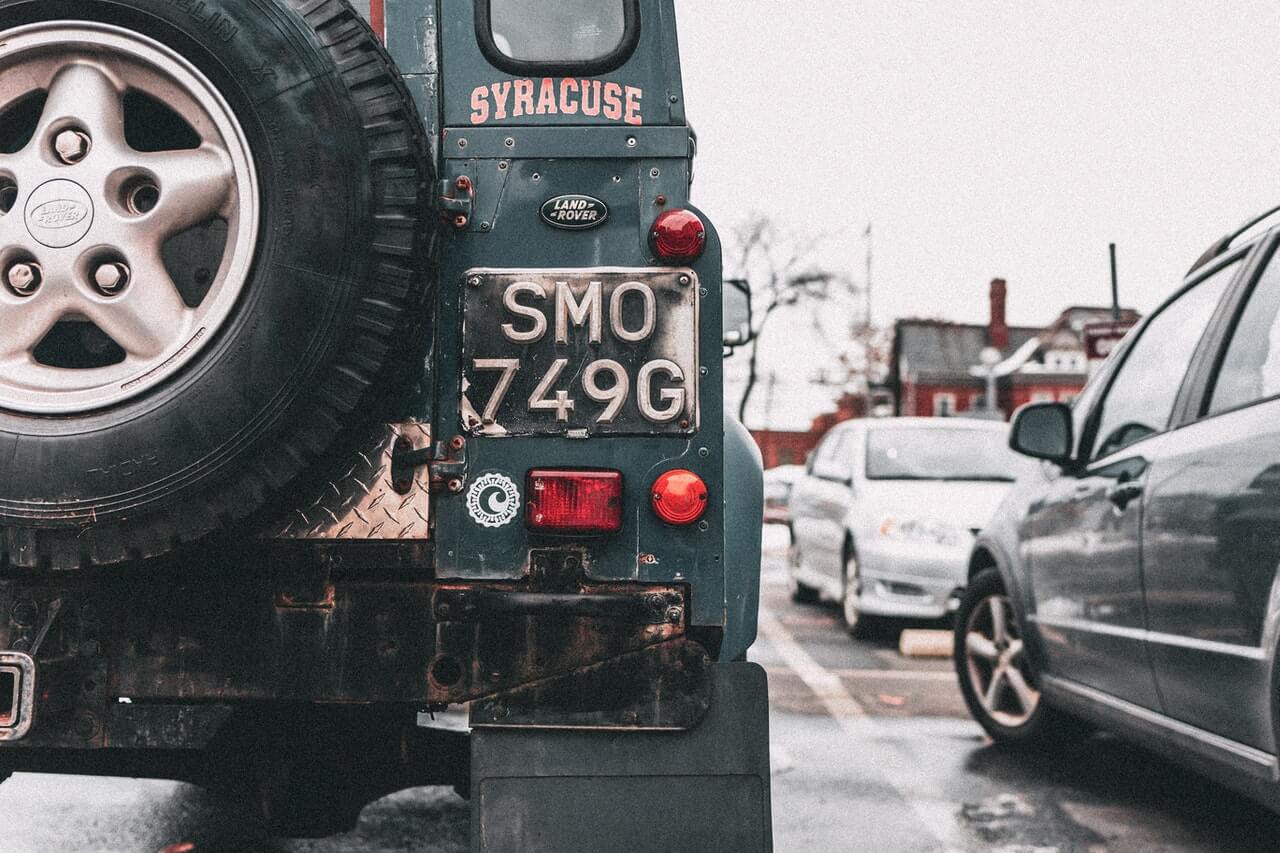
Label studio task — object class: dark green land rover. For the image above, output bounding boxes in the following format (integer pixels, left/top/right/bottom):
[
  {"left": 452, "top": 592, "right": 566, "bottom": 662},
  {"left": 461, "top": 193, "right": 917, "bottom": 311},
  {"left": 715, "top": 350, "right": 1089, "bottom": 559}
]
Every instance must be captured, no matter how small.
[{"left": 0, "top": 0, "right": 771, "bottom": 848}]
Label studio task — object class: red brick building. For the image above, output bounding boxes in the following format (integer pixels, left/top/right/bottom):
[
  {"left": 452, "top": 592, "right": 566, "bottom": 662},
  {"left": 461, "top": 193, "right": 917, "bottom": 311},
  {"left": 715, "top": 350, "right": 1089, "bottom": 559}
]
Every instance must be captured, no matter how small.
[
  {"left": 889, "top": 279, "right": 1139, "bottom": 420},
  {"left": 751, "top": 393, "right": 871, "bottom": 468}
]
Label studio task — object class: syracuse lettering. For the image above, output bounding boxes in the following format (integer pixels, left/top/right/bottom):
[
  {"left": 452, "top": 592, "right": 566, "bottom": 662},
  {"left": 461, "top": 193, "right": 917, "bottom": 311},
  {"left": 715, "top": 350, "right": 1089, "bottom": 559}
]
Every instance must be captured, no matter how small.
[{"left": 470, "top": 79, "right": 643, "bottom": 126}]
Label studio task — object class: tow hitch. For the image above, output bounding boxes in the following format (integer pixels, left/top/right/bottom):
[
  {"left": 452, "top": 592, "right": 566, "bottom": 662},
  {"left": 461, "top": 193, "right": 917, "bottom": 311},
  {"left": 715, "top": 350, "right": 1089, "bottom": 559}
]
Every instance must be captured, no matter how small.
[{"left": 0, "top": 651, "right": 36, "bottom": 742}]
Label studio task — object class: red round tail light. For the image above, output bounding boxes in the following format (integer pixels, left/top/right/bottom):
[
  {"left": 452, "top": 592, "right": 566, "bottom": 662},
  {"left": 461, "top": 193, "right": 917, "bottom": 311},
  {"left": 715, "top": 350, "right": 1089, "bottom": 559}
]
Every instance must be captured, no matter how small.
[
  {"left": 650, "top": 209, "right": 706, "bottom": 262},
  {"left": 651, "top": 469, "right": 709, "bottom": 525}
]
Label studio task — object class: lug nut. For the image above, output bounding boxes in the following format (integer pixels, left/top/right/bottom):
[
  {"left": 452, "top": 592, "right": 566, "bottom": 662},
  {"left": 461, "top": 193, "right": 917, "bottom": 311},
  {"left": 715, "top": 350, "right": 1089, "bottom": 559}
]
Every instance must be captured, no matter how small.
[
  {"left": 54, "top": 129, "right": 91, "bottom": 165},
  {"left": 94, "top": 262, "right": 130, "bottom": 296},
  {"left": 6, "top": 262, "right": 41, "bottom": 296}
]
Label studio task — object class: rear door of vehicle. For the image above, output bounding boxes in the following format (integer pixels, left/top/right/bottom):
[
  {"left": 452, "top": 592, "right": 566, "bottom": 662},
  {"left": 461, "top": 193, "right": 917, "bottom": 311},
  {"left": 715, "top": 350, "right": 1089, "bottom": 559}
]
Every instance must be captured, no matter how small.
[
  {"left": 431, "top": 2, "right": 729, "bottom": 626},
  {"left": 1025, "top": 258, "right": 1238, "bottom": 709},
  {"left": 1141, "top": 238, "right": 1280, "bottom": 754}
]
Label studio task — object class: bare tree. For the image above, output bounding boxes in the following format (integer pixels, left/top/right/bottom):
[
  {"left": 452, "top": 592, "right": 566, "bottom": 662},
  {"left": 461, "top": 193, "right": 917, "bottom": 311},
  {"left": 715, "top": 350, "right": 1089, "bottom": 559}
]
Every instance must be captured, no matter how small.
[{"left": 726, "top": 212, "right": 859, "bottom": 423}]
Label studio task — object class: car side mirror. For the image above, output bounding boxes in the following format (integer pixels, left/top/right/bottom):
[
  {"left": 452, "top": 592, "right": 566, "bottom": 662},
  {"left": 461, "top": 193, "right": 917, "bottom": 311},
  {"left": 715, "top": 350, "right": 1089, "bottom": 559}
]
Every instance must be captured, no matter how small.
[
  {"left": 723, "top": 279, "right": 753, "bottom": 348},
  {"left": 1010, "top": 402, "right": 1074, "bottom": 464}
]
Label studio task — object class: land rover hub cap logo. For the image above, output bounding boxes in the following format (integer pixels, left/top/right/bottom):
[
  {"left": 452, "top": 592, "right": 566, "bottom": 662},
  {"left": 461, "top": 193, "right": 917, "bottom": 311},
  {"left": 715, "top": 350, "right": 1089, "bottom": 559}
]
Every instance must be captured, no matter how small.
[
  {"left": 540, "top": 194, "right": 608, "bottom": 230},
  {"left": 466, "top": 473, "right": 521, "bottom": 528},
  {"left": 25, "top": 179, "right": 94, "bottom": 249}
]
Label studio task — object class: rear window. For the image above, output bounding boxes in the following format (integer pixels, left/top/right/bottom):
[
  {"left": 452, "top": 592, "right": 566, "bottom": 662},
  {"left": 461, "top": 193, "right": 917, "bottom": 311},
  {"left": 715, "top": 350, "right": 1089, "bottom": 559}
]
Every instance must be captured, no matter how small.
[
  {"left": 865, "top": 427, "right": 1029, "bottom": 483},
  {"left": 480, "top": 0, "right": 639, "bottom": 73}
]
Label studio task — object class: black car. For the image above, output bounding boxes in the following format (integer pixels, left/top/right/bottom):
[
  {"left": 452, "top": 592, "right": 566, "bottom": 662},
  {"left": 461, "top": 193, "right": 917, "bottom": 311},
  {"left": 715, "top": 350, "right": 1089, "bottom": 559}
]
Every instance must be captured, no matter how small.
[{"left": 954, "top": 206, "right": 1280, "bottom": 811}]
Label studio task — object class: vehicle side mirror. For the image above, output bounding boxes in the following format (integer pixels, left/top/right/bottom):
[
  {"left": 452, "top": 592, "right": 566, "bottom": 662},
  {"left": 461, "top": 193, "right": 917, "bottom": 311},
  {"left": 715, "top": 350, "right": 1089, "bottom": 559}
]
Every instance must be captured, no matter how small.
[
  {"left": 1010, "top": 402, "right": 1074, "bottom": 464},
  {"left": 723, "top": 279, "right": 753, "bottom": 348}
]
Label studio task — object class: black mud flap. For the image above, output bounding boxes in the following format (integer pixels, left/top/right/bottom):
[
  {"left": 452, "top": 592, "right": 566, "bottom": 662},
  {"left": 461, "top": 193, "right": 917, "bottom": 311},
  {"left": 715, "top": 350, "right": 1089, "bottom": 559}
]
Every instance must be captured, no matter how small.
[{"left": 470, "top": 661, "right": 772, "bottom": 852}]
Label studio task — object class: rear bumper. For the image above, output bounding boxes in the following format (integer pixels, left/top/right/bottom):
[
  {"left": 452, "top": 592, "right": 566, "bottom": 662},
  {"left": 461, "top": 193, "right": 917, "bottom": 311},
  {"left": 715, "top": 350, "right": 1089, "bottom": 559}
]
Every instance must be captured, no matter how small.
[
  {"left": 856, "top": 541, "right": 968, "bottom": 619},
  {"left": 0, "top": 546, "right": 717, "bottom": 751}
]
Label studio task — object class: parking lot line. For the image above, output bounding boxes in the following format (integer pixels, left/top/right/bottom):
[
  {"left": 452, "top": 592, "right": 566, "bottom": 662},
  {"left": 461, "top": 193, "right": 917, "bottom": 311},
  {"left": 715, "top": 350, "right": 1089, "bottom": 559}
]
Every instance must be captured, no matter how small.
[
  {"left": 825, "top": 668, "right": 957, "bottom": 682},
  {"left": 759, "top": 612, "right": 965, "bottom": 849},
  {"left": 759, "top": 614, "right": 867, "bottom": 718}
]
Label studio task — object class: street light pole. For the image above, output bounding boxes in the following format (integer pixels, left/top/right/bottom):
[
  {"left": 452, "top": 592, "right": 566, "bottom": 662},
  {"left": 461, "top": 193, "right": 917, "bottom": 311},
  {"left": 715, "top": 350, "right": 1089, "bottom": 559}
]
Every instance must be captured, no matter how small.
[
  {"left": 1110, "top": 242, "right": 1121, "bottom": 322},
  {"left": 863, "top": 223, "right": 873, "bottom": 416},
  {"left": 979, "top": 346, "right": 1002, "bottom": 418}
]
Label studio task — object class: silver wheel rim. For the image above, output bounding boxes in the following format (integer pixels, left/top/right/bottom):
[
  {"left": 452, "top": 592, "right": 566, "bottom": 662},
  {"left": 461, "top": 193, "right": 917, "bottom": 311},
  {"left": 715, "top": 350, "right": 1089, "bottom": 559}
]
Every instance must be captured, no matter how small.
[
  {"left": 842, "top": 554, "right": 860, "bottom": 630},
  {"left": 0, "top": 22, "right": 259, "bottom": 414},
  {"left": 786, "top": 539, "right": 802, "bottom": 592},
  {"left": 964, "top": 594, "right": 1040, "bottom": 727}
]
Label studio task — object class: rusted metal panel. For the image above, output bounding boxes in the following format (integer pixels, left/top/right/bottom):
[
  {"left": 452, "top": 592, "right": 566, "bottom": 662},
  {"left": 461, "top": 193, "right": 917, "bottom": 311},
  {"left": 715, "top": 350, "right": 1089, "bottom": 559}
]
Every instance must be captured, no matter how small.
[
  {"left": 470, "top": 639, "right": 711, "bottom": 730},
  {"left": 0, "top": 546, "right": 704, "bottom": 748},
  {"left": 273, "top": 422, "right": 432, "bottom": 540}
]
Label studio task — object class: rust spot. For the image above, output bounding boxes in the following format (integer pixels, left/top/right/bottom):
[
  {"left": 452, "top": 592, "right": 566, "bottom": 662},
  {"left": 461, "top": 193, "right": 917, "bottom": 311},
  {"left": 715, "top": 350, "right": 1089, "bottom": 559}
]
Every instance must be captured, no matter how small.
[{"left": 274, "top": 584, "right": 336, "bottom": 611}]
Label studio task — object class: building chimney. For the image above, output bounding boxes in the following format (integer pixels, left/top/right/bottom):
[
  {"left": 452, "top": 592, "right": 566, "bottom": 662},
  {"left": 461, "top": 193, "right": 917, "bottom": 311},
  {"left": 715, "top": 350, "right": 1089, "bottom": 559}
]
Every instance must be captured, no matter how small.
[{"left": 989, "top": 278, "right": 1009, "bottom": 351}]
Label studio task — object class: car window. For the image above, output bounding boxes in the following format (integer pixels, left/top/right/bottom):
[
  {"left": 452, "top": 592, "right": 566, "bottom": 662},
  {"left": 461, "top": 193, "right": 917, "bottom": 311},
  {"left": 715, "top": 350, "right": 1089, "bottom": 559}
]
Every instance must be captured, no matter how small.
[
  {"left": 811, "top": 431, "right": 851, "bottom": 481},
  {"left": 1089, "top": 262, "right": 1236, "bottom": 461},
  {"left": 487, "top": 0, "right": 630, "bottom": 64},
  {"left": 865, "top": 426, "right": 1030, "bottom": 482},
  {"left": 1208, "top": 253, "right": 1280, "bottom": 415}
]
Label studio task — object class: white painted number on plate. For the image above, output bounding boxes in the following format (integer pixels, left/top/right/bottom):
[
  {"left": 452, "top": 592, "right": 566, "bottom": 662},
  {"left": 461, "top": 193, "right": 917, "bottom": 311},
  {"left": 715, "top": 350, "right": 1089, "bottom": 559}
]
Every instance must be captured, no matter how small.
[{"left": 475, "top": 278, "right": 690, "bottom": 426}]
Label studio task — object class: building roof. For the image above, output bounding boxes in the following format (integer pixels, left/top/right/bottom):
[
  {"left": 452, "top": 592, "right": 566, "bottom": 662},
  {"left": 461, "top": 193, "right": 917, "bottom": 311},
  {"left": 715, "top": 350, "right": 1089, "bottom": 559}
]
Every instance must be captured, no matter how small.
[
  {"left": 894, "top": 305, "right": 1139, "bottom": 383},
  {"left": 893, "top": 320, "right": 1040, "bottom": 381}
]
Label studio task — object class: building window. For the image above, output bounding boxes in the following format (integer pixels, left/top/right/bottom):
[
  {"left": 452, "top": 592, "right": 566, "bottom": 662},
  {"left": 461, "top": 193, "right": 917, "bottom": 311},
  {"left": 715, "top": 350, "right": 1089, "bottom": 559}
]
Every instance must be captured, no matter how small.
[
  {"left": 933, "top": 393, "right": 957, "bottom": 417},
  {"left": 970, "top": 393, "right": 985, "bottom": 411},
  {"left": 1045, "top": 350, "right": 1087, "bottom": 373},
  {"left": 778, "top": 447, "right": 796, "bottom": 465}
]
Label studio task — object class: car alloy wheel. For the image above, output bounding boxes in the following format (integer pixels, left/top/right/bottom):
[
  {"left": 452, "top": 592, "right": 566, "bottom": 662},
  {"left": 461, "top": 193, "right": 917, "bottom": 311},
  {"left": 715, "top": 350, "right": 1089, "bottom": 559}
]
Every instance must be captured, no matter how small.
[
  {"left": 963, "top": 593, "right": 1040, "bottom": 727},
  {"left": 0, "top": 22, "right": 258, "bottom": 414},
  {"left": 787, "top": 536, "right": 818, "bottom": 604}
]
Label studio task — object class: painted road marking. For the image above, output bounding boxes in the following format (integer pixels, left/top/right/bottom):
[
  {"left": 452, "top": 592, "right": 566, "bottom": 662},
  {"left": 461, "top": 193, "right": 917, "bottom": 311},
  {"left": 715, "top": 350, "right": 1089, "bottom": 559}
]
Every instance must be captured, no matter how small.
[
  {"left": 824, "top": 666, "right": 957, "bottom": 681},
  {"left": 759, "top": 611, "right": 967, "bottom": 849},
  {"left": 760, "top": 612, "right": 867, "bottom": 718}
]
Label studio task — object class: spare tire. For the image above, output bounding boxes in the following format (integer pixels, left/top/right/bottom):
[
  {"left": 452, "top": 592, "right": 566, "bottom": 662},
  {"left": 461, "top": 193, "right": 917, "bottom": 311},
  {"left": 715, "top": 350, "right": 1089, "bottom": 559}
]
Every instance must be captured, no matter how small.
[{"left": 0, "top": 0, "right": 434, "bottom": 569}]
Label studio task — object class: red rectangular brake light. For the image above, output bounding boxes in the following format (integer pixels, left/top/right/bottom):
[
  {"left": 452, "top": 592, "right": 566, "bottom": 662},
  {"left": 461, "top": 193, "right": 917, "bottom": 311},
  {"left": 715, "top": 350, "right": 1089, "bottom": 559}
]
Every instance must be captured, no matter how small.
[{"left": 526, "top": 470, "right": 623, "bottom": 533}]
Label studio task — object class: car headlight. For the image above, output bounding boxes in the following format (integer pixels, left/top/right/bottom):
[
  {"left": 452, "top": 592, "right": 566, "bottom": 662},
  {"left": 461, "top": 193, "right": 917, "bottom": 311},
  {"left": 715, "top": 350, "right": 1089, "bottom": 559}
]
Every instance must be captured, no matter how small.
[{"left": 877, "top": 516, "right": 972, "bottom": 548}]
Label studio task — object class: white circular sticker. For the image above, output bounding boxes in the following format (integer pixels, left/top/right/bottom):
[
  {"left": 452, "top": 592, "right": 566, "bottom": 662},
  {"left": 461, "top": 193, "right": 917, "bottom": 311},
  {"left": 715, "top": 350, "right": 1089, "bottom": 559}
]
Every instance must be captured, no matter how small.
[{"left": 466, "top": 473, "right": 521, "bottom": 528}]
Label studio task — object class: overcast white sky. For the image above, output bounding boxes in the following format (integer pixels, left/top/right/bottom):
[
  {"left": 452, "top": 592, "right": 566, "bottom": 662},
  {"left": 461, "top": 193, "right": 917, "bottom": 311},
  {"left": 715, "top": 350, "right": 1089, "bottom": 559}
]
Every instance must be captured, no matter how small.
[{"left": 676, "top": 1, "right": 1280, "bottom": 330}]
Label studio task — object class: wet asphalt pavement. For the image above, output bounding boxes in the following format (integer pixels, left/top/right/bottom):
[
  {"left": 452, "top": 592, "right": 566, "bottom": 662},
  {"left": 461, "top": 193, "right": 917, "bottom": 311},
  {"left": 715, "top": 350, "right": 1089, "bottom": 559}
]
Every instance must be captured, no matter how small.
[{"left": 3, "top": 524, "right": 1280, "bottom": 851}]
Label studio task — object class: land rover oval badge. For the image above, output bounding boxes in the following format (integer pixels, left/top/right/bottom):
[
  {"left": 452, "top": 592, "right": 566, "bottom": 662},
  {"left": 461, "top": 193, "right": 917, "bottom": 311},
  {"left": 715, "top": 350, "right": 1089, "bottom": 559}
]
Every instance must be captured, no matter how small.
[{"left": 541, "top": 194, "right": 608, "bottom": 230}]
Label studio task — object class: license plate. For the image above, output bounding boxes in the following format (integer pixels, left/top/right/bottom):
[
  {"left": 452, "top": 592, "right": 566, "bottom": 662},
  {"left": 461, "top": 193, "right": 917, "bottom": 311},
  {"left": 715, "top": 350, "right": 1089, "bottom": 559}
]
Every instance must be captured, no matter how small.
[{"left": 462, "top": 268, "right": 700, "bottom": 436}]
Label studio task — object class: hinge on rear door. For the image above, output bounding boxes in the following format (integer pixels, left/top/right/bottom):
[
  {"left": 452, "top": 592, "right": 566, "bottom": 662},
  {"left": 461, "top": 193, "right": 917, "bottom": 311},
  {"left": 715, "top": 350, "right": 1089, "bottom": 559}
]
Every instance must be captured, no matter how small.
[
  {"left": 392, "top": 433, "right": 467, "bottom": 495},
  {"left": 438, "top": 176, "right": 474, "bottom": 229}
]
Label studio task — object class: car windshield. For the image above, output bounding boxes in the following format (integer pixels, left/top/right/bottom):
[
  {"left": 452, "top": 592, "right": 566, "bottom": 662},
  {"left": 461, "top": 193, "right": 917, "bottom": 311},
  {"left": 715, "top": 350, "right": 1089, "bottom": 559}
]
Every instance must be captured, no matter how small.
[{"left": 865, "top": 426, "right": 1027, "bottom": 482}]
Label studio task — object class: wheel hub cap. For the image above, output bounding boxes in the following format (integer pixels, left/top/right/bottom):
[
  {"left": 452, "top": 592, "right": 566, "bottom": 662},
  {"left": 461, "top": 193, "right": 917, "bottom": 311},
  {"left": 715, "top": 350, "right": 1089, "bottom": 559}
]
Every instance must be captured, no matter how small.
[{"left": 25, "top": 179, "right": 94, "bottom": 247}]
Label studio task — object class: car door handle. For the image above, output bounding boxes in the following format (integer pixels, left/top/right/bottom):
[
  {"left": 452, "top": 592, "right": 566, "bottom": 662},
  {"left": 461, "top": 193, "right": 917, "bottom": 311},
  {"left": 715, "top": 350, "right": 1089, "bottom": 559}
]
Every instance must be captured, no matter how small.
[{"left": 1106, "top": 482, "right": 1143, "bottom": 510}]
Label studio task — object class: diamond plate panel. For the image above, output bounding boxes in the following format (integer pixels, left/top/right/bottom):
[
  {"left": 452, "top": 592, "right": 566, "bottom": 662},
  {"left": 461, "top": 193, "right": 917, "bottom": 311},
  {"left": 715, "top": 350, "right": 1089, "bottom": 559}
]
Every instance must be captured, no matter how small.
[{"left": 273, "top": 422, "right": 432, "bottom": 540}]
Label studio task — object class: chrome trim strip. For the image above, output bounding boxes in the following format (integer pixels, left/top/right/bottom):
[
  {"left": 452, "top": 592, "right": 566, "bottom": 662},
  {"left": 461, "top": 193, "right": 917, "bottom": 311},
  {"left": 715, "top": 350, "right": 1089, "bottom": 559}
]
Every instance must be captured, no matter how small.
[
  {"left": 1043, "top": 674, "right": 1278, "bottom": 780},
  {"left": 1031, "top": 614, "right": 1267, "bottom": 661}
]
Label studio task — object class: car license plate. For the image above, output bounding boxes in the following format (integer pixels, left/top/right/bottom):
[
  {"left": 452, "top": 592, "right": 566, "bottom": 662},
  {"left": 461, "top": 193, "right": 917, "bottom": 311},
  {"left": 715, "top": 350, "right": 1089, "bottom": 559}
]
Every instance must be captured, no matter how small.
[{"left": 461, "top": 268, "right": 700, "bottom": 436}]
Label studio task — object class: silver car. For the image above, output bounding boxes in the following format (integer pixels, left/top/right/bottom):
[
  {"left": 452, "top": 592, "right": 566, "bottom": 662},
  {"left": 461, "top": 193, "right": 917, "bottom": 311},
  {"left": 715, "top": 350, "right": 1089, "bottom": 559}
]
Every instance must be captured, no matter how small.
[{"left": 787, "top": 417, "right": 1031, "bottom": 635}]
